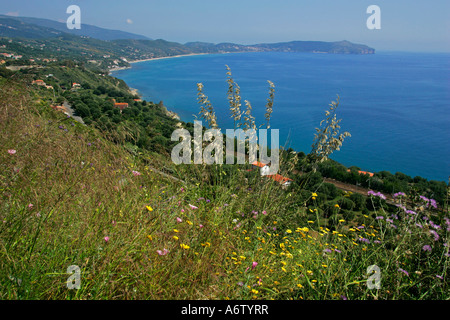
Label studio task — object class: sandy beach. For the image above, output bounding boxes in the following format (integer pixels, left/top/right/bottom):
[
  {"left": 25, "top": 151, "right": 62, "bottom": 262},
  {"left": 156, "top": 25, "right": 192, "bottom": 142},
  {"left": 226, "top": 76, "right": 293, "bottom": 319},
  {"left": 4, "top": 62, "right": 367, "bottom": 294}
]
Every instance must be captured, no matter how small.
[
  {"left": 129, "top": 53, "right": 209, "bottom": 65},
  {"left": 108, "top": 53, "right": 209, "bottom": 74}
]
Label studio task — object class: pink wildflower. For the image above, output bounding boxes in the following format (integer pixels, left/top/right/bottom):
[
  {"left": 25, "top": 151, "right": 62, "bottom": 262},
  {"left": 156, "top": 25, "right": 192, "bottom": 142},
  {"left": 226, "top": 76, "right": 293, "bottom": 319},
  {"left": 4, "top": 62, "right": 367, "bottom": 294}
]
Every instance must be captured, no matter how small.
[
  {"left": 176, "top": 217, "right": 182, "bottom": 223},
  {"left": 8, "top": 149, "right": 16, "bottom": 155},
  {"left": 156, "top": 248, "right": 169, "bottom": 256},
  {"left": 104, "top": 236, "right": 110, "bottom": 242},
  {"left": 132, "top": 170, "right": 142, "bottom": 176},
  {"left": 189, "top": 204, "right": 198, "bottom": 210},
  {"left": 252, "top": 261, "right": 258, "bottom": 270}
]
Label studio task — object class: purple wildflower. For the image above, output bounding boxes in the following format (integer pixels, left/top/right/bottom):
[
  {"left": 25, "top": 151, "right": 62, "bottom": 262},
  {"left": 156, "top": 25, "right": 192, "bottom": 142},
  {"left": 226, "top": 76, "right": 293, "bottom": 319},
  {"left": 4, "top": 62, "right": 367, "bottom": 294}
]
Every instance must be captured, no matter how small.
[
  {"left": 422, "top": 245, "right": 432, "bottom": 252},
  {"left": 393, "top": 192, "right": 406, "bottom": 198},
  {"left": 368, "top": 190, "right": 386, "bottom": 200},
  {"left": 398, "top": 268, "right": 409, "bottom": 276},
  {"left": 358, "top": 237, "right": 370, "bottom": 244},
  {"left": 429, "top": 199, "right": 437, "bottom": 209},
  {"left": 429, "top": 230, "right": 439, "bottom": 241}
]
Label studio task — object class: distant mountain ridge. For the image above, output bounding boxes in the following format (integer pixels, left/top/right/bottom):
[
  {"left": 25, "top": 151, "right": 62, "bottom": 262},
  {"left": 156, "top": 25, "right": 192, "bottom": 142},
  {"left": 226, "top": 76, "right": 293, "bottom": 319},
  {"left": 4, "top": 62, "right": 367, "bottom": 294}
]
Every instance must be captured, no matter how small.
[
  {"left": 185, "top": 40, "right": 375, "bottom": 54},
  {"left": 0, "top": 14, "right": 375, "bottom": 70},
  {"left": 0, "top": 14, "right": 151, "bottom": 40}
]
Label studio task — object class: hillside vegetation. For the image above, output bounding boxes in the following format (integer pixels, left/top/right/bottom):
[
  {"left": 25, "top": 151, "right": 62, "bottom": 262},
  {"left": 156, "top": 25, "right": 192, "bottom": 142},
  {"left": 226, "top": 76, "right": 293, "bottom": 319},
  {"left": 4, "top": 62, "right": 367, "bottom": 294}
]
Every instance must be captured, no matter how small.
[{"left": 0, "top": 63, "right": 449, "bottom": 299}]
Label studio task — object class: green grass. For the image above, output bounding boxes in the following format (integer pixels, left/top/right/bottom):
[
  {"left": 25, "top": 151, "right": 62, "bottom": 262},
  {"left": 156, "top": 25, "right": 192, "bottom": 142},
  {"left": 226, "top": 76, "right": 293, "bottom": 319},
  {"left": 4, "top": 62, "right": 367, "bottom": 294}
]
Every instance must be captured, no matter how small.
[{"left": 0, "top": 81, "right": 449, "bottom": 300}]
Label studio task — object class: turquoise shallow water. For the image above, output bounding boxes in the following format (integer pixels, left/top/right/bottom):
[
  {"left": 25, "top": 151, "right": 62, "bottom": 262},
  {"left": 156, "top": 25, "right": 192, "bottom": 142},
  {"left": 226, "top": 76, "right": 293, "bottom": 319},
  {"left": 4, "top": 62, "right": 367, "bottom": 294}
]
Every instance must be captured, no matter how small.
[{"left": 112, "top": 51, "right": 450, "bottom": 182}]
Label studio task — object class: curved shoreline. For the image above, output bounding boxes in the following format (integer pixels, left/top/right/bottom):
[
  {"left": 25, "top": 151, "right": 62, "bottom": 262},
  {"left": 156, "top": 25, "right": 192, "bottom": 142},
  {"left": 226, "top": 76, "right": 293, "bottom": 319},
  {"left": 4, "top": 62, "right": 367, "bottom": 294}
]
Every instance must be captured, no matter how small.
[{"left": 109, "top": 53, "right": 211, "bottom": 73}]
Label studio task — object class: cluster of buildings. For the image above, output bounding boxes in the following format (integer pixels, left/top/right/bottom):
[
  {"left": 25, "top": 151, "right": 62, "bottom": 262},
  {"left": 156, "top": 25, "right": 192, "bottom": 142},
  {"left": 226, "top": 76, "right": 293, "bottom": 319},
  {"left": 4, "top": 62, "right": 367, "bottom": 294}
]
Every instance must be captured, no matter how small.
[
  {"left": 1, "top": 52, "right": 22, "bottom": 60},
  {"left": 31, "top": 79, "right": 53, "bottom": 90}
]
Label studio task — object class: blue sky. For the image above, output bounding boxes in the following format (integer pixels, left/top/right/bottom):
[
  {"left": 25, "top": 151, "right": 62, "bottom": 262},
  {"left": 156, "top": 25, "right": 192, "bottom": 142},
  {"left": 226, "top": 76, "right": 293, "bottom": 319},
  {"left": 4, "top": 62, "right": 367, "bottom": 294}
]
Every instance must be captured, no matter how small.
[{"left": 1, "top": 0, "right": 449, "bottom": 52}]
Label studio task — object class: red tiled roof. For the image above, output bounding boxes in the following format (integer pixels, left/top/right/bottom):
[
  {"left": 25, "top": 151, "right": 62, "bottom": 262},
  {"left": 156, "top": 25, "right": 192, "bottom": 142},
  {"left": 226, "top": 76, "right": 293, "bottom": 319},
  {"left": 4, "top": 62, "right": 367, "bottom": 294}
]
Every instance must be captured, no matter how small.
[
  {"left": 267, "top": 174, "right": 293, "bottom": 183},
  {"left": 251, "top": 161, "right": 268, "bottom": 168},
  {"left": 348, "top": 169, "right": 374, "bottom": 177}
]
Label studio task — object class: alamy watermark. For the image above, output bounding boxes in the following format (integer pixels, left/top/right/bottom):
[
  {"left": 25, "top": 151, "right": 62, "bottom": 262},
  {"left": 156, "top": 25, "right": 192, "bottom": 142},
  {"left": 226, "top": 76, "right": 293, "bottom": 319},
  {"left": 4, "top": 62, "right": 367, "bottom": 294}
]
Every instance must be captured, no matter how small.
[
  {"left": 367, "top": 264, "right": 381, "bottom": 289},
  {"left": 67, "top": 5, "right": 81, "bottom": 30},
  {"left": 367, "top": 5, "right": 381, "bottom": 30},
  {"left": 67, "top": 265, "right": 81, "bottom": 289},
  {"left": 171, "top": 120, "right": 280, "bottom": 175}
]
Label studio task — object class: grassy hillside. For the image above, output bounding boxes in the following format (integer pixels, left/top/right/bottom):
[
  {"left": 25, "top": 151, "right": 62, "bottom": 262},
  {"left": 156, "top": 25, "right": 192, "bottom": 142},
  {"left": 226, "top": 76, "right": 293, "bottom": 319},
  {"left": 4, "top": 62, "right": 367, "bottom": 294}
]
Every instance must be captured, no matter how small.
[{"left": 1, "top": 66, "right": 449, "bottom": 300}]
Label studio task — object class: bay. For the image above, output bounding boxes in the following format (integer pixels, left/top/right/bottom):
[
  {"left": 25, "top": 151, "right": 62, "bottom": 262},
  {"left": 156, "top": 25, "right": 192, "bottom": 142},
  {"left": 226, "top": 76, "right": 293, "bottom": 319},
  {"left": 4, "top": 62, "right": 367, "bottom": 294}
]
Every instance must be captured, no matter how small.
[{"left": 112, "top": 51, "right": 450, "bottom": 182}]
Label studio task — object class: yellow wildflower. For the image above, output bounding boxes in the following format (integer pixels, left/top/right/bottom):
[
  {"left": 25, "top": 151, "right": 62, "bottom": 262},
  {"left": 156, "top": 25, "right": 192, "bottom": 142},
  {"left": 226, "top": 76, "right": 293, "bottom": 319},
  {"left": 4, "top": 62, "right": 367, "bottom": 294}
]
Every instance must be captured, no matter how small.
[
  {"left": 180, "top": 243, "right": 190, "bottom": 250},
  {"left": 146, "top": 206, "right": 153, "bottom": 212},
  {"left": 173, "top": 236, "right": 179, "bottom": 241}
]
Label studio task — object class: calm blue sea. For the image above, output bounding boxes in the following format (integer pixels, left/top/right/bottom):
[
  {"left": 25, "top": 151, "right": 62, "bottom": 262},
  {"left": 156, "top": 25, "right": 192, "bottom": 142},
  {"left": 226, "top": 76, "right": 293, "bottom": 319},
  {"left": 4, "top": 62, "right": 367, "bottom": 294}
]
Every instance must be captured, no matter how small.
[{"left": 112, "top": 51, "right": 450, "bottom": 182}]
